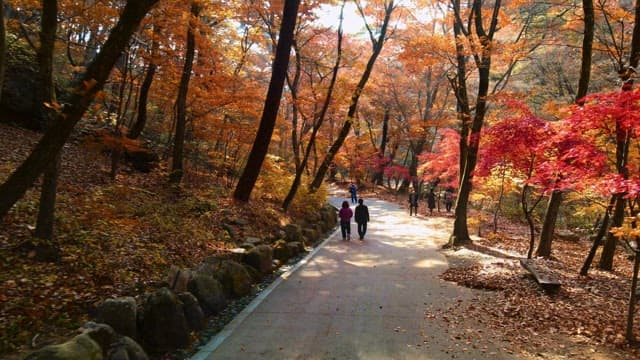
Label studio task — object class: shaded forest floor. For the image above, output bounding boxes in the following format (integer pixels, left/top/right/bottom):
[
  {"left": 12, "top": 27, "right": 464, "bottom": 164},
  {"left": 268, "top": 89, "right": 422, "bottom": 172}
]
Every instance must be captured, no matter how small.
[
  {"left": 0, "top": 122, "right": 300, "bottom": 358},
  {"left": 364, "top": 186, "right": 640, "bottom": 359}
]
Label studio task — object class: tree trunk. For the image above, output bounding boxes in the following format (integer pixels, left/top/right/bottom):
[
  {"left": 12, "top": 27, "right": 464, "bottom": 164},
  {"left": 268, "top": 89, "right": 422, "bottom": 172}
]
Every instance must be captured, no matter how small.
[
  {"left": 600, "top": 194, "right": 626, "bottom": 270},
  {"left": 170, "top": 2, "right": 200, "bottom": 183},
  {"left": 0, "top": 0, "right": 160, "bottom": 220},
  {"left": 523, "top": 185, "right": 536, "bottom": 259},
  {"left": 0, "top": 1, "right": 6, "bottom": 100},
  {"left": 576, "top": 0, "right": 594, "bottom": 102},
  {"left": 233, "top": 0, "right": 300, "bottom": 201},
  {"left": 492, "top": 167, "right": 506, "bottom": 232},
  {"left": 34, "top": 0, "right": 58, "bottom": 240},
  {"left": 626, "top": 249, "right": 640, "bottom": 342},
  {"left": 600, "top": 0, "right": 640, "bottom": 270},
  {"left": 282, "top": 2, "right": 344, "bottom": 211},
  {"left": 129, "top": 25, "right": 159, "bottom": 139},
  {"left": 449, "top": 0, "right": 501, "bottom": 246},
  {"left": 536, "top": 190, "right": 562, "bottom": 258},
  {"left": 580, "top": 201, "right": 613, "bottom": 276},
  {"left": 372, "top": 107, "right": 389, "bottom": 185},
  {"left": 128, "top": 62, "right": 155, "bottom": 139},
  {"left": 309, "top": 1, "right": 395, "bottom": 192}
]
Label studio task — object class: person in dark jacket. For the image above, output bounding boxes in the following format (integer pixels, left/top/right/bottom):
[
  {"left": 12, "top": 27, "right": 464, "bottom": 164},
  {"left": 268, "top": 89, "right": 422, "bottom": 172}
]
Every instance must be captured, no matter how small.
[
  {"left": 408, "top": 189, "right": 419, "bottom": 216},
  {"left": 354, "top": 198, "right": 370, "bottom": 240},
  {"left": 426, "top": 189, "right": 436, "bottom": 215},
  {"left": 348, "top": 182, "right": 358, "bottom": 204},
  {"left": 338, "top": 200, "right": 353, "bottom": 241}
]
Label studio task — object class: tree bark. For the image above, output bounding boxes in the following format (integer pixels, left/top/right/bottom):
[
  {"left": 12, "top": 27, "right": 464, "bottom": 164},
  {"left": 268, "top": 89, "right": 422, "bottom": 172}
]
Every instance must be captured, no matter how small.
[
  {"left": 309, "top": 0, "right": 395, "bottom": 192},
  {"left": 170, "top": 2, "right": 200, "bottom": 183},
  {"left": 282, "top": 1, "right": 344, "bottom": 211},
  {"left": 0, "top": 1, "right": 6, "bottom": 101},
  {"left": 599, "top": 0, "right": 640, "bottom": 270},
  {"left": 626, "top": 248, "right": 640, "bottom": 342},
  {"left": 536, "top": 190, "right": 562, "bottom": 258},
  {"left": 34, "top": 0, "right": 58, "bottom": 240},
  {"left": 0, "top": 0, "right": 160, "bottom": 220},
  {"left": 449, "top": 0, "right": 501, "bottom": 246},
  {"left": 233, "top": 0, "right": 300, "bottom": 201},
  {"left": 128, "top": 61, "right": 155, "bottom": 139},
  {"left": 372, "top": 107, "right": 389, "bottom": 185}
]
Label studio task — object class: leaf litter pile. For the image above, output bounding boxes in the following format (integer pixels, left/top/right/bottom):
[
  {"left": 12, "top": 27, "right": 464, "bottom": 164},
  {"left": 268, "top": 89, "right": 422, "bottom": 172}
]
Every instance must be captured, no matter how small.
[{"left": 439, "top": 229, "right": 640, "bottom": 359}]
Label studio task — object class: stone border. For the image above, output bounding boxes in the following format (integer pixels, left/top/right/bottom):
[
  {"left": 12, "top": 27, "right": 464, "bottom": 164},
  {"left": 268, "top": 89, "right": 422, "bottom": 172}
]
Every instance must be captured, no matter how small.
[{"left": 190, "top": 226, "right": 340, "bottom": 359}]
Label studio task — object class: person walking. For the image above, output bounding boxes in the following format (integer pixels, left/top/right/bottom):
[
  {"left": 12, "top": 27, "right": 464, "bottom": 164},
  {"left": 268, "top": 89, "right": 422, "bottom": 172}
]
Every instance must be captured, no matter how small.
[
  {"left": 338, "top": 200, "right": 353, "bottom": 241},
  {"left": 444, "top": 188, "right": 454, "bottom": 212},
  {"left": 354, "top": 198, "right": 370, "bottom": 240},
  {"left": 426, "top": 189, "right": 436, "bottom": 215},
  {"left": 349, "top": 182, "right": 358, "bottom": 204},
  {"left": 408, "top": 189, "right": 419, "bottom": 216}
]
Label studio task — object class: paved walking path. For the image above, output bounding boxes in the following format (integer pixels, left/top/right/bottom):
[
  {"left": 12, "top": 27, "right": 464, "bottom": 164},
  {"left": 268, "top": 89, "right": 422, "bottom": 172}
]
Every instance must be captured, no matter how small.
[{"left": 192, "top": 194, "right": 516, "bottom": 359}]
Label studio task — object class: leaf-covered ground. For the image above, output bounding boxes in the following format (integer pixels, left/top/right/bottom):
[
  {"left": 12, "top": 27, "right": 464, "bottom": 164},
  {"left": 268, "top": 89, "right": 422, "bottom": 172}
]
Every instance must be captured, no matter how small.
[
  {"left": 439, "top": 225, "right": 640, "bottom": 358},
  {"left": 0, "top": 123, "right": 296, "bottom": 358}
]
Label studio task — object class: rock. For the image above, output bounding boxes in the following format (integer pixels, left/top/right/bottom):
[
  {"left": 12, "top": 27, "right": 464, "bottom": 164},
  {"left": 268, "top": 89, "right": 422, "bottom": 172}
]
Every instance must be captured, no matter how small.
[
  {"left": 272, "top": 240, "right": 291, "bottom": 262},
  {"left": 556, "top": 230, "right": 580, "bottom": 242},
  {"left": 243, "top": 263, "right": 264, "bottom": 282},
  {"left": 221, "top": 223, "right": 236, "bottom": 240},
  {"left": 139, "top": 287, "right": 190, "bottom": 352},
  {"left": 0, "top": 40, "right": 47, "bottom": 131},
  {"left": 96, "top": 297, "right": 137, "bottom": 339},
  {"left": 187, "top": 273, "right": 227, "bottom": 315},
  {"left": 244, "top": 244, "right": 273, "bottom": 274},
  {"left": 82, "top": 322, "right": 118, "bottom": 352},
  {"left": 166, "top": 267, "right": 191, "bottom": 293},
  {"left": 124, "top": 147, "right": 158, "bottom": 173},
  {"left": 287, "top": 241, "right": 305, "bottom": 255},
  {"left": 177, "top": 292, "right": 205, "bottom": 331},
  {"left": 283, "top": 224, "right": 303, "bottom": 243},
  {"left": 106, "top": 336, "right": 148, "bottom": 360},
  {"left": 239, "top": 243, "right": 256, "bottom": 251},
  {"left": 227, "top": 218, "right": 248, "bottom": 226},
  {"left": 302, "top": 228, "right": 319, "bottom": 244},
  {"left": 216, "top": 260, "right": 253, "bottom": 298},
  {"left": 25, "top": 333, "right": 103, "bottom": 360},
  {"left": 245, "top": 236, "right": 263, "bottom": 246}
]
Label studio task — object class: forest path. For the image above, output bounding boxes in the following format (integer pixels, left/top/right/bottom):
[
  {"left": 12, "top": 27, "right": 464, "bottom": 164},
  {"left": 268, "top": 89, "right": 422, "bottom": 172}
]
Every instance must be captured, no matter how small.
[{"left": 191, "top": 192, "right": 516, "bottom": 359}]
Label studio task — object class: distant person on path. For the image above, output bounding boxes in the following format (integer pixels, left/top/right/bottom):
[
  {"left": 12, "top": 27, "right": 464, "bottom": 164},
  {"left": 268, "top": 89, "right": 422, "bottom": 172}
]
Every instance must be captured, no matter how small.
[
  {"left": 338, "top": 200, "right": 353, "bottom": 241},
  {"left": 408, "top": 189, "right": 419, "bottom": 216},
  {"left": 426, "top": 189, "right": 436, "bottom": 215},
  {"left": 444, "top": 188, "right": 454, "bottom": 212},
  {"left": 349, "top": 182, "right": 357, "bottom": 204},
  {"left": 354, "top": 198, "right": 370, "bottom": 240}
]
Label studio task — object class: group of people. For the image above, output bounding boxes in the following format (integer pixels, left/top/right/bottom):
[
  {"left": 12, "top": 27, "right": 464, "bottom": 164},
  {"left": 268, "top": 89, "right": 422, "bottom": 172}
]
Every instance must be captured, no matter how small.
[
  {"left": 409, "top": 187, "right": 455, "bottom": 216},
  {"left": 339, "top": 182, "right": 456, "bottom": 241},
  {"left": 339, "top": 182, "right": 370, "bottom": 241}
]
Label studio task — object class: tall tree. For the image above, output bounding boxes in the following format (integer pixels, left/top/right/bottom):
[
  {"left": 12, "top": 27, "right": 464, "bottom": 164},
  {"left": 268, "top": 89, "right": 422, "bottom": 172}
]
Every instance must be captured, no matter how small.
[
  {"left": 282, "top": 1, "right": 345, "bottom": 211},
  {"left": 127, "top": 24, "right": 159, "bottom": 139},
  {"left": 170, "top": 2, "right": 200, "bottom": 183},
  {"left": 34, "top": 0, "right": 59, "bottom": 240},
  {"left": 309, "top": 0, "right": 396, "bottom": 191},
  {"left": 0, "top": 0, "right": 6, "bottom": 101},
  {"left": 233, "top": 0, "right": 300, "bottom": 201},
  {"left": 598, "top": 0, "right": 640, "bottom": 270},
  {"left": 536, "top": 0, "right": 595, "bottom": 258},
  {"left": 0, "top": 0, "right": 160, "bottom": 219},
  {"left": 449, "top": 0, "right": 502, "bottom": 246}
]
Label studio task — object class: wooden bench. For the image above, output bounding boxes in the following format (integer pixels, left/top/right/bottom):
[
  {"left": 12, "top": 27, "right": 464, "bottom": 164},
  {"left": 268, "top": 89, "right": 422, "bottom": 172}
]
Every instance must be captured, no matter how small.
[{"left": 519, "top": 258, "right": 561, "bottom": 293}]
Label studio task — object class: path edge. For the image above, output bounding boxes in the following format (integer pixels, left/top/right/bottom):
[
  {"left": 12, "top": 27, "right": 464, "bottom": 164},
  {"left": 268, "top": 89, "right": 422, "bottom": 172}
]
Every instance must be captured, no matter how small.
[{"left": 190, "top": 227, "right": 340, "bottom": 360}]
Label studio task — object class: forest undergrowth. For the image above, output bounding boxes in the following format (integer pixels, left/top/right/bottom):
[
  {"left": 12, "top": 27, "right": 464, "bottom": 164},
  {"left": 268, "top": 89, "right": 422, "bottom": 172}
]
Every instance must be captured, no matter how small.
[{"left": 0, "top": 123, "right": 299, "bottom": 358}]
